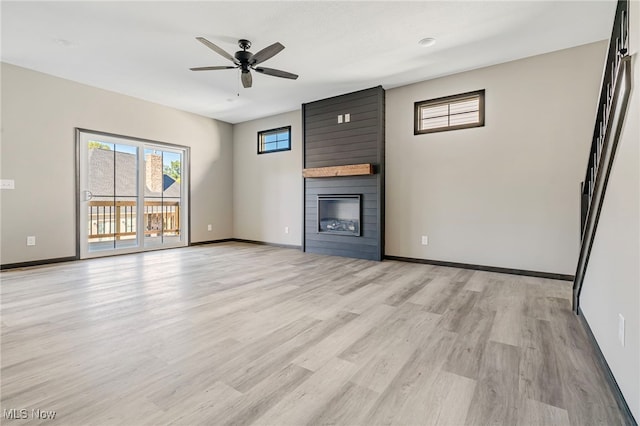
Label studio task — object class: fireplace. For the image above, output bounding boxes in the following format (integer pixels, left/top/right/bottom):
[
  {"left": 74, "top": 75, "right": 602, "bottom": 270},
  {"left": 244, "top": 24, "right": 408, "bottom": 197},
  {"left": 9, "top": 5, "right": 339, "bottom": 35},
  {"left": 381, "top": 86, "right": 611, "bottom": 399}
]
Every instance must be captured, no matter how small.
[
  {"left": 303, "top": 86, "right": 384, "bottom": 260},
  {"left": 317, "top": 195, "right": 361, "bottom": 236}
]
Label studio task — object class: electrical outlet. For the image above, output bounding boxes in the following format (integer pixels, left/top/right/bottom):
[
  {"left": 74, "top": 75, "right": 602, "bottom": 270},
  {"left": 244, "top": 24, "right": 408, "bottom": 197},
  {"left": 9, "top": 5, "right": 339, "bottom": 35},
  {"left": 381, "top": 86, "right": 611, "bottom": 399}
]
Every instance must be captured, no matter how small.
[
  {"left": 344, "top": 113, "right": 351, "bottom": 122},
  {"left": 337, "top": 115, "right": 343, "bottom": 124},
  {"left": 207, "top": 224, "right": 212, "bottom": 231},
  {"left": 618, "top": 314, "right": 625, "bottom": 346},
  {"left": 27, "top": 236, "right": 36, "bottom": 246},
  {"left": 284, "top": 226, "right": 289, "bottom": 234},
  {"left": 421, "top": 235, "right": 428, "bottom": 245}
]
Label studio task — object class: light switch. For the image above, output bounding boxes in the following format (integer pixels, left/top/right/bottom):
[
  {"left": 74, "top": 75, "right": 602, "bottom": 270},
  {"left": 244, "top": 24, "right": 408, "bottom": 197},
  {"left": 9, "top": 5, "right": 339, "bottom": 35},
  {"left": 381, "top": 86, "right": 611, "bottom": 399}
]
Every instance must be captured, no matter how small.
[
  {"left": 1, "top": 179, "right": 15, "bottom": 190},
  {"left": 344, "top": 113, "right": 351, "bottom": 122},
  {"left": 337, "top": 115, "right": 343, "bottom": 124}
]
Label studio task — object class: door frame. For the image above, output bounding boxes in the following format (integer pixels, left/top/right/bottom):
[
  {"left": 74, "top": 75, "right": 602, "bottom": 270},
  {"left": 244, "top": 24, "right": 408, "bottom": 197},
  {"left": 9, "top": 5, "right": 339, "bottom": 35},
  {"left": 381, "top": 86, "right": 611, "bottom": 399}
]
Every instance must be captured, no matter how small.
[{"left": 75, "top": 128, "right": 191, "bottom": 259}]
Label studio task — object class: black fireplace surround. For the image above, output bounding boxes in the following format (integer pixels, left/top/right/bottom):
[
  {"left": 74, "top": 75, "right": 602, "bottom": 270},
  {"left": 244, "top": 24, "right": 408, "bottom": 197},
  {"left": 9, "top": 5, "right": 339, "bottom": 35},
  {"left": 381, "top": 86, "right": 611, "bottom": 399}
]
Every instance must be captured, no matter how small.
[{"left": 303, "top": 86, "right": 385, "bottom": 261}]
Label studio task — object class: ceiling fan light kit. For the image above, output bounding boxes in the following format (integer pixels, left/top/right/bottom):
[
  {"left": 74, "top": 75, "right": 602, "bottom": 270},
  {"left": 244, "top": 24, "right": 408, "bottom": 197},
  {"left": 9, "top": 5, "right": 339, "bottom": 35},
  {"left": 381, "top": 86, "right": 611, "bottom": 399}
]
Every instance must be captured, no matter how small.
[{"left": 190, "top": 37, "right": 299, "bottom": 88}]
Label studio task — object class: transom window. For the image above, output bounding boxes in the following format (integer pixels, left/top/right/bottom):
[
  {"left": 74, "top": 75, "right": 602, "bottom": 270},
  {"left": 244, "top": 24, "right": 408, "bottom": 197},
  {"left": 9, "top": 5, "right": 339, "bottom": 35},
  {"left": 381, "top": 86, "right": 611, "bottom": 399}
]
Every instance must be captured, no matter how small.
[
  {"left": 414, "top": 90, "right": 485, "bottom": 135},
  {"left": 258, "top": 126, "right": 291, "bottom": 154}
]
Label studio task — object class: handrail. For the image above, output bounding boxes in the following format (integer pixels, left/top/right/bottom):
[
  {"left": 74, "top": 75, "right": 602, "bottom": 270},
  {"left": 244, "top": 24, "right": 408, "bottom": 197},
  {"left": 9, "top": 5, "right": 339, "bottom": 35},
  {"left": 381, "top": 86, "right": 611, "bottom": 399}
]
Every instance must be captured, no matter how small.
[{"left": 573, "top": 0, "right": 631, "bottom": 312}]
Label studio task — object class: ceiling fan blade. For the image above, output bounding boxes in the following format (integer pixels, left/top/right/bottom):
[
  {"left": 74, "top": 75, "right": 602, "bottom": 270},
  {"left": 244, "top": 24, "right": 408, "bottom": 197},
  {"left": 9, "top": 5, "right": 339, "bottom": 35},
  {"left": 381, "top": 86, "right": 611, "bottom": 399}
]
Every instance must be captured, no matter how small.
[
  {"left": 241, "top": 71, "right": 252, "bottom": 88},
  {"left": 254, "top": 67, "right": 298, "bottom": 80},
  {"left": 190, "top": 66, "right": 237, "bottom": 71},
  {"left": 196, "top": 37, "right": 237, "bottom": 64},
  {"left": 251, "top": 42, "right": 285, "bottom": 65}
]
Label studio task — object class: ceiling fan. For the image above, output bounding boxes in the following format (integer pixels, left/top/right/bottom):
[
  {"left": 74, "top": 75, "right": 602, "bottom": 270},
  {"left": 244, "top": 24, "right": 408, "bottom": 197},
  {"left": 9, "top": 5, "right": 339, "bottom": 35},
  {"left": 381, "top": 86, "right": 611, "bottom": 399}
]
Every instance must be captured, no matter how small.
[{"left": 190, "top": 37, "right": 299, "bottom": 88}]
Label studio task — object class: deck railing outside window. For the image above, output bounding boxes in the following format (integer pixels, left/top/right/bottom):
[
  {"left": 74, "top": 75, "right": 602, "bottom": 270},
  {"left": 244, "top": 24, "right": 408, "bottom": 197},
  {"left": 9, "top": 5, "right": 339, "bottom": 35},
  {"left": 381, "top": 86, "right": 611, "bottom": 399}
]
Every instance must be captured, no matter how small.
[{"left": 88, "top": 200, "right": 180, "bottom": 241}]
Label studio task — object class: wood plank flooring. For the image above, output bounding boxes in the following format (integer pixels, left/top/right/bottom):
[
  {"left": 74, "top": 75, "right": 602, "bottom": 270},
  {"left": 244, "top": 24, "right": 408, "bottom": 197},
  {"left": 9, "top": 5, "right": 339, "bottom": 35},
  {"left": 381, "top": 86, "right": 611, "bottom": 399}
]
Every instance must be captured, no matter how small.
[{"left": 0, "top": 242, "right": 628, "bottom": 425}]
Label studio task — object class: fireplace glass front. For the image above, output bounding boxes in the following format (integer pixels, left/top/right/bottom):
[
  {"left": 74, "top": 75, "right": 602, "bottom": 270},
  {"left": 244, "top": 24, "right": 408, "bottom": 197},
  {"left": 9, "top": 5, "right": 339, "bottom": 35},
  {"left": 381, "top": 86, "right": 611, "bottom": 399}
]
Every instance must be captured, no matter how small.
[{"left": 317, "top": 195, "right": 361, "bottom": 236}]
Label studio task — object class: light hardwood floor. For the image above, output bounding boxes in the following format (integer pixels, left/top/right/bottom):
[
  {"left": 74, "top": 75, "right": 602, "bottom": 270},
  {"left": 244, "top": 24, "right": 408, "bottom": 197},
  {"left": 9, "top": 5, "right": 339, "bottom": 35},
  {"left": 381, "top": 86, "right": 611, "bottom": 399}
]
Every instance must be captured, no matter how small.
[{"left": 0, "top": 242, "right": 628, "bottom": 425}]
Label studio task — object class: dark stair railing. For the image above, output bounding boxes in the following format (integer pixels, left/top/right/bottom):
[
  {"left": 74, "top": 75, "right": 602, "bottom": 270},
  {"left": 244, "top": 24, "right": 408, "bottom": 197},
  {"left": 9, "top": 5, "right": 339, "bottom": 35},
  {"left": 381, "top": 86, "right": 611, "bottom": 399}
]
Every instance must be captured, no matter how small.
[{"left": 573, "top": 0, "right": 632, "bottom": 312}]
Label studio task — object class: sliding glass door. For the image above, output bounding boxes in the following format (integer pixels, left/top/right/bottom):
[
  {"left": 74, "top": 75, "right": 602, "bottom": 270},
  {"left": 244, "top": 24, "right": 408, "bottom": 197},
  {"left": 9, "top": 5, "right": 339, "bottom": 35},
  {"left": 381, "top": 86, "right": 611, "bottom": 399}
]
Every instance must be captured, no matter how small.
[
  {"left": 78, "top": 130, "right": 189, "bottom": 259},
  {"left": 143, "top": 148, "right": 184, "bottom": 248}
]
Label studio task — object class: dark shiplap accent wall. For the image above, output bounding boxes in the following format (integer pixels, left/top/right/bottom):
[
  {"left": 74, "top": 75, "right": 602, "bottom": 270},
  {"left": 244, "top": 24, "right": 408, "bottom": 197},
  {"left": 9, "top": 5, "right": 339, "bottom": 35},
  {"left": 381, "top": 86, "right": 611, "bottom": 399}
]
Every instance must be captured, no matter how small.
[{"left": 303, "top": 86, "right": 385, "bottom": 261}]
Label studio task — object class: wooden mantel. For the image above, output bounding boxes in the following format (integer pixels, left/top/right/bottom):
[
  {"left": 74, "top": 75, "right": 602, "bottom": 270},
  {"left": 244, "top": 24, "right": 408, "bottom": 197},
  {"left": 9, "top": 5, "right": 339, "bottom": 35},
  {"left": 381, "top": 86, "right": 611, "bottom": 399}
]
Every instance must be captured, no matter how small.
[{"left": 302, "top": 163, "right": 374, "bottom": 178}]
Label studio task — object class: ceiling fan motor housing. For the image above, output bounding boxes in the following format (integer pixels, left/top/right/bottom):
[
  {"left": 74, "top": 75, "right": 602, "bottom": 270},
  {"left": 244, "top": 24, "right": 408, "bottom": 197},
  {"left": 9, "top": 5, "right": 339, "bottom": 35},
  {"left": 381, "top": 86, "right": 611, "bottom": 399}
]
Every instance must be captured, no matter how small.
[{"left": 235, "top": 50, "right": 254, "bottom": 71}]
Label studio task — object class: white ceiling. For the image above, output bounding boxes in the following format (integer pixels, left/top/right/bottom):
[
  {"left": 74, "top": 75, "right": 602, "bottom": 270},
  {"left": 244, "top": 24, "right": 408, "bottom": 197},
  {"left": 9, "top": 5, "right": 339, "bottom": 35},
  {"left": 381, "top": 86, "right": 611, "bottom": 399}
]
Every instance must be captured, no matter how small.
[{"left": 1, "top": 1, "right": 615, "bottom": 124}]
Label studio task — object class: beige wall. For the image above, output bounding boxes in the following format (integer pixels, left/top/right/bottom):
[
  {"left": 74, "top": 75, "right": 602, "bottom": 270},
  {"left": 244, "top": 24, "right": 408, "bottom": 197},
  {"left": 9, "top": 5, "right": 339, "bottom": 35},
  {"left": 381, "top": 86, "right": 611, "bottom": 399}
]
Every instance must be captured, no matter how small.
[
  {"left": 232, "top": 110, "right": 302, "bottom": 246},
  {"left": 1, "top": 42, "right": 608, "bottom": 273},
  {"left": 1, "top": 63, "right": 233, "bottom": 265},
  {"left": 385, "top": 41, "right": 607, "bottom": 275},
  {"left": 581, "top": 1, "right": 640, "bottom": 419}
]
